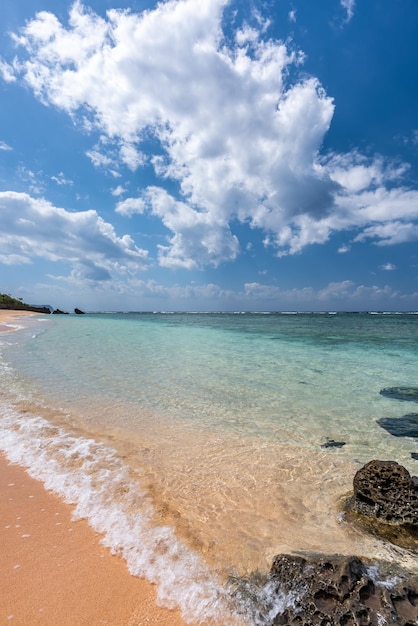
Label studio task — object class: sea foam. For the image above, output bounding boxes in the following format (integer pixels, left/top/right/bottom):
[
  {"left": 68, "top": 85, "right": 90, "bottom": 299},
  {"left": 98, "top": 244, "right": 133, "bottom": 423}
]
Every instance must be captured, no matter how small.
[{"left": 0, "top": 405, "right": 245, "bottom": 624}]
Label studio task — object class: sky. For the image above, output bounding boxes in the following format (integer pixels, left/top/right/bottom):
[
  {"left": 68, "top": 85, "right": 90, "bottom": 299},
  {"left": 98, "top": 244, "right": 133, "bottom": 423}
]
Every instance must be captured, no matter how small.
[{"left": 1, "top": 0, "right": 418, "bottom": 312}]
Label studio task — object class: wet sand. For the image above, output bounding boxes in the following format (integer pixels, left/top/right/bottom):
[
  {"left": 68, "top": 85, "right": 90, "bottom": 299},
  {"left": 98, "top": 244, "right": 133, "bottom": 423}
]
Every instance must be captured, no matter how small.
[
  {"left": 0, "top": 309, "right": 37, "bottom": 330},
  {"left": 0, "top": 455, "right": 186, "bottom": 625},
  {"left": 0, "top": 312, "right": 187, "bottom": 625}
]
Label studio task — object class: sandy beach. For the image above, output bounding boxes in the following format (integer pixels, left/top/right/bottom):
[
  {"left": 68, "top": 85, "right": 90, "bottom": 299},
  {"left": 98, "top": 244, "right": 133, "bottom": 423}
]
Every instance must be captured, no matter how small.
[
  {"left": 0, "top": 309, "right": 36, "bottom": 329},
  {"left": 0, "top": 311, "right": 187, "bottom": 626}
]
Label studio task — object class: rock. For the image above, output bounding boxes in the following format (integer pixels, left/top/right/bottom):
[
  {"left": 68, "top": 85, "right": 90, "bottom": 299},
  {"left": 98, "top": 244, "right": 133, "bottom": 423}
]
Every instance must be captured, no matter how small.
[
  {"left": 346, "top": 461, "right": 418, "bottom": 549},
  {"left": 350, "top": 460, "right": 418, "bottom": 526},
  {"left": 412, "top": 453, "right": 418, "bottom": 460},
  {"left": 74, "top": 308, "right": 85, "bottom": 314},
  {"left": 27, "top": 306, "right": 51, "bottom": 314},
  {"left": 380, "top": 387, "right": 418, "bottom": 402},
  {"left": 232, "top": 554, "right": 418, "bottom": 625},
  {"left": 52, "top": 308, "right": 69, "bottom": 315},
  {"left": 321, "top": 438, "right": 346, "bottom": 449},
  {"left": 265, "top": 554, "right": 418, "bottom": 626},
  {"left": 377, "top": 414, "right": 418, "bottom": 439}
]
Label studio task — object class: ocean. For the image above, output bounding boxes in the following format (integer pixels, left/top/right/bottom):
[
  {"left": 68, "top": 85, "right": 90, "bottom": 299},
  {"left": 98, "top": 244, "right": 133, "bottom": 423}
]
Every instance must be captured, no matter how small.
[{"left": 1, "top": 311, "right": 418, "bottom": 624}]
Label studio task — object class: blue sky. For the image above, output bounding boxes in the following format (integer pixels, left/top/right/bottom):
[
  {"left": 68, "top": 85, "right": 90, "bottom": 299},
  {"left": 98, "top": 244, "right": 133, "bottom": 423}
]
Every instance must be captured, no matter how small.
[{"left": 1, "top": 0, "right": 418, "bottom": 311}]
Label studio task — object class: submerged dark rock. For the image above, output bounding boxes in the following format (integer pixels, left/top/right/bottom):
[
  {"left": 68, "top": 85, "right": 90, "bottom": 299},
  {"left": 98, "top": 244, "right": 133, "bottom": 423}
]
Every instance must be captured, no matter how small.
[
  {"left": 380, "top": 386, "right": 418, "bottom": 402},
  {"left": 321, "top": 438, "right": 346, "bottom": 449},
  {"left": 412, "top": 453, "right": 418, "bottom": 460},
  {"left": 377, "top": 414, "right": 418, "bottom": 439}
]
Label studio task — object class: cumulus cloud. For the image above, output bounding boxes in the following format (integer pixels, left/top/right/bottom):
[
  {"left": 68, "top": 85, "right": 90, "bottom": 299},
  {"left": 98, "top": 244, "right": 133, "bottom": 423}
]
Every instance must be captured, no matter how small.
[
  {"left": 354, "top": 221, "right": 418, "bottom": 246},
  {"left": 0, "top": 191, "right": 148, "bottom": 279},
  {"left": 3, "top": 0, "right": 418, "bottom": 269}
]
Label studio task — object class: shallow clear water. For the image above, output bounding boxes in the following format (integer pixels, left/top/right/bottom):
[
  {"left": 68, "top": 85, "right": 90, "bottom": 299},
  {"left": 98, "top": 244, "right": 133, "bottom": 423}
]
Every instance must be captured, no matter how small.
[{"left": 1, "top": 312, "right": 418, "bottom": 624}]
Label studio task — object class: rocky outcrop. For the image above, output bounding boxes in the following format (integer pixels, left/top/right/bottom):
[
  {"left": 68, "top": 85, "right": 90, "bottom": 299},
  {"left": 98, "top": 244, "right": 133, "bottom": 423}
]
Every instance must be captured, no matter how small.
[
  {"left": 267, "top": 554, "right": 418, "bottom": 626},
  {"left": 74, "top": 308, "right": 85, "bottom": 314},
  {"left": 350, "top": 460, "right": 418, "bottom": 526},
  {"left": 231, "top": 460, "right": 418, "bottom": 625},
  {"left": 232, "top": 554, "right": 418, "bottom": 625},
  {"left": 380, "top": 387, "right": 418, "bottom": 402},
  {"left": 52, "top": 308, "right": 69, "bottom": 314},
  {"left": 344, "top": 460, "right": 418, "bottom": 551}
]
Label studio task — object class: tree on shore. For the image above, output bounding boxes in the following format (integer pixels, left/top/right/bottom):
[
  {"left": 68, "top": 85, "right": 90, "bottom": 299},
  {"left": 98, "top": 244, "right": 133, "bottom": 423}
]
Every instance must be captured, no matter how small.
[{"left": 0, "top": 293, "right": 51, "bottom": 313}]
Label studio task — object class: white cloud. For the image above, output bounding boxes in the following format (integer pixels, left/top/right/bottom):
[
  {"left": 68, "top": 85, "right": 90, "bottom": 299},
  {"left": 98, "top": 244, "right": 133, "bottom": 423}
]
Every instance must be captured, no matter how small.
[
  {"left": 85, "top": 149, "right": 114, "bottom": 170},
  {"left": 243, "top": 279, "right": 403, "bottom": 310},
  {"left": 140, "top": 187, "right": 240, "bottom": 268},
  {"left": 0, "top": 140, "right": 12, "bottom": 151},
  {"left": 0, "top": 59, "right": 16, "bottom": 83},
  {"left": 119, "top": 144, "right": 146, "bottom": 171},
  {"left": 3, "top": 0, "right": 418, "bottom": 269},
  {"left": 340, "top": 0, "right": 355, "bottom": 23},
  {"left": 0, "top": 191, "right": 148, "bottom": 280},
  {"left": 115, "top": 196, "right": 145, "bottom": 217},
  {"left": 111, "top": 184, "right": 127, "bottom": 197},
  {"left": 354, "top": 221, "right": 418, "bottom": 246},
  {"left": 51, "top": 171, "right": 73, "bottom": 185},
  {"left": 288, "top": 9, "right": 296, "bottom": 23},
  {"left": 17, "top": 166, "right": 46, "bottom": 195},
  {"left": 380, "top": 262, "right": 396, "bottom": 271},
  {"left": 338, "top": 244, "right": 350, "bottom": 253}
]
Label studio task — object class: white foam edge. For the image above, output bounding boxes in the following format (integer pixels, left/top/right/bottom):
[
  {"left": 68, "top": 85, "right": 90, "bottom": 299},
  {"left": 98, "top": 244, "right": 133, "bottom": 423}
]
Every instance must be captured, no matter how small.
[{"left": 0, "top": 404, "right": 245, "bottom": 625}]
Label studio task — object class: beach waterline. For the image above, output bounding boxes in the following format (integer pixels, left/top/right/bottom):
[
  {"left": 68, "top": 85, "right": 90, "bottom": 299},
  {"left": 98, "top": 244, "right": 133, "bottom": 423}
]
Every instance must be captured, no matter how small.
[{"left": 1, "top": 312, "right": 418, "bottom": 624}]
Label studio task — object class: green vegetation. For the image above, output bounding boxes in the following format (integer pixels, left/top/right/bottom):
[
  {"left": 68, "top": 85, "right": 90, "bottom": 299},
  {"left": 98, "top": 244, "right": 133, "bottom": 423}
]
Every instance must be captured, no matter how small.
[{"left": 0, "top": 293, "right": 50, "bottom": 313}]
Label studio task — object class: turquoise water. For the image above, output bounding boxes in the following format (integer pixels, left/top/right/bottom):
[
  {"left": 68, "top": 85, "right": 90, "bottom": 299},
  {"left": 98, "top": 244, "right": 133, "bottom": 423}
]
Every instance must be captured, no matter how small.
[{"left": 1, "top": 312, "right": 418, "bottom": 624}]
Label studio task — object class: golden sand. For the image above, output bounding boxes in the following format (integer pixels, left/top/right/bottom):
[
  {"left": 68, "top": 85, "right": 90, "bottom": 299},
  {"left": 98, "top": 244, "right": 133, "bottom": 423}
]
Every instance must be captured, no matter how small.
[{"left": 0, "top": 454, "right": 187, "bottom": 625}]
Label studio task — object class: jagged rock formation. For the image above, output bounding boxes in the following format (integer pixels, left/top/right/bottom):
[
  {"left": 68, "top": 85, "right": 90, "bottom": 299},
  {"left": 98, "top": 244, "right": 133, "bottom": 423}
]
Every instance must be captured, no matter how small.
[
  {"left": 267, "top": 554, "right": 418, "bottom": 626},
  {"left": 74, "top": 308, "right": 85, "bottom": 314},
  {"left": 52, "top": 308, "right": 69, "bottom": 314}
]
